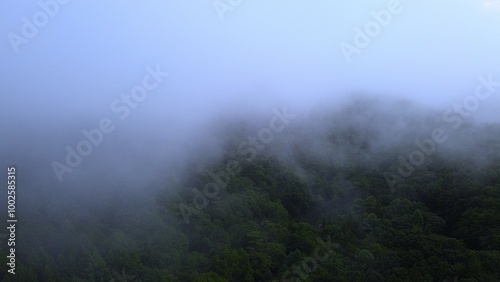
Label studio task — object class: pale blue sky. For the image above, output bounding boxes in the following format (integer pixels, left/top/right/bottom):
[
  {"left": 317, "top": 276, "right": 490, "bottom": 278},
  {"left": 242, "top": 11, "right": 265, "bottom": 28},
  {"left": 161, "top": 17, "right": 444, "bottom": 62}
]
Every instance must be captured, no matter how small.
[
  {"left": 1, "top": 0, "right": 500, "bottom": 186},
  {"left": 2, "top": 0, "right": 500, "bottom": 115}
]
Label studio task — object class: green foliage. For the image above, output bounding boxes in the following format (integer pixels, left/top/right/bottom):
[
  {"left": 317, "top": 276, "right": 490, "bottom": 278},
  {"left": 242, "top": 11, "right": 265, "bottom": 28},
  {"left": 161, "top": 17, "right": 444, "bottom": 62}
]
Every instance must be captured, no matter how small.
[{"left": 4, "top": 124, "right": 500, "bottom": 281}]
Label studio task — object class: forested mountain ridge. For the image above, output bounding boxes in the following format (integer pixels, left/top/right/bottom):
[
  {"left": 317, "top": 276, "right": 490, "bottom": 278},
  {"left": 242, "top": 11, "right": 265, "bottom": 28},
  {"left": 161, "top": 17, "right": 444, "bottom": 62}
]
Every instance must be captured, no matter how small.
[{"left": 2, "top": 101, "right": 500, "bottom": 281}]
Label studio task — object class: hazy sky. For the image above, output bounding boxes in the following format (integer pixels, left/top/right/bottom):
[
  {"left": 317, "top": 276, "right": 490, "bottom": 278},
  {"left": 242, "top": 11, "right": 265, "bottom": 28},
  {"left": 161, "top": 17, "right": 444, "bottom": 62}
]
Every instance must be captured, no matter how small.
[{"left": 1, "top": 0, "right": 500, "bottom": 189}]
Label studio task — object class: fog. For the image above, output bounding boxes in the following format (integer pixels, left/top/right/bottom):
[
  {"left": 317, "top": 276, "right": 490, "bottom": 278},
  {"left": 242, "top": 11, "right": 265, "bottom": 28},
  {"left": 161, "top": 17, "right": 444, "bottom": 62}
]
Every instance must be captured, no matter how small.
[{"left": 1, "top": 0, "right": 500, "bottom": 217}]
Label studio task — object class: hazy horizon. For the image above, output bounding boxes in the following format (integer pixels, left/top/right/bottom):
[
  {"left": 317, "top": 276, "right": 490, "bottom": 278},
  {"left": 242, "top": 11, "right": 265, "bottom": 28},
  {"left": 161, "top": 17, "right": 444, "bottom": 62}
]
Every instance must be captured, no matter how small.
[
  {"left": 2, "top": 1, "right": 500, "bottom": 189},
  {"left": 2, "top": 1, "right": 500, "bottom": 280}
]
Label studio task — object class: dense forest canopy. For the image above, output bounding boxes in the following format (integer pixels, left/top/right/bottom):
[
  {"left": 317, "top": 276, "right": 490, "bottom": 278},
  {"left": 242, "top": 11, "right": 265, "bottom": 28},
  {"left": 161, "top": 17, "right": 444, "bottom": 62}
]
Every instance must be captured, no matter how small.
[
  {"left": 1, "top": 98, "right": 499, "bottom": 281},
  {"left": 2, "top": 1, "right": 500, "bottom": 281}
]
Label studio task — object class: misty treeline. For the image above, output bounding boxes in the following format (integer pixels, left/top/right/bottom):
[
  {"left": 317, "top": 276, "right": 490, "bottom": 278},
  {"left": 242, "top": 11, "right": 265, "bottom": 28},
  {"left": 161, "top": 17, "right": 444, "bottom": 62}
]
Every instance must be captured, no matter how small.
[{"left": 1, "top": 98, "right": 499, "bottom": 281}]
